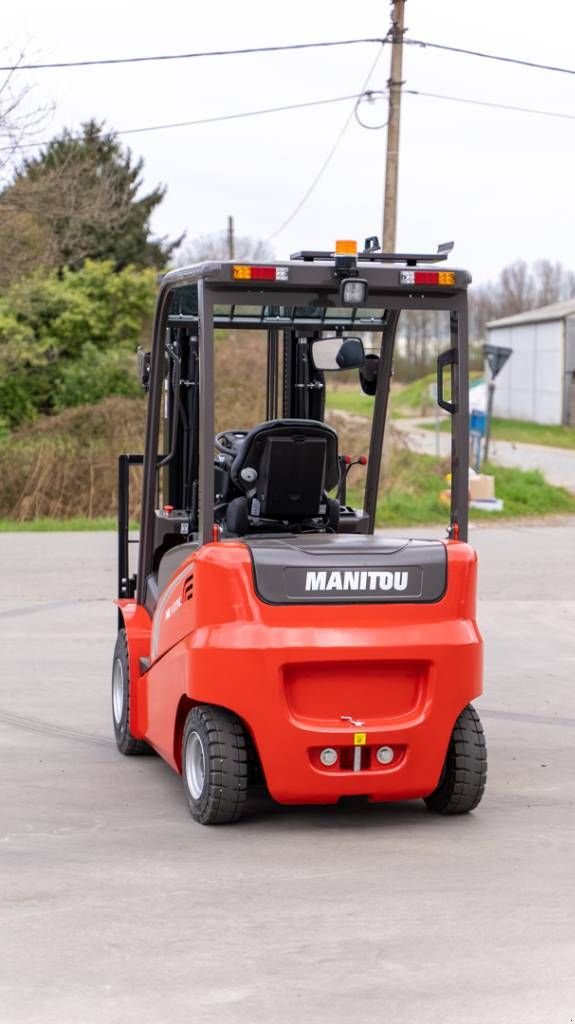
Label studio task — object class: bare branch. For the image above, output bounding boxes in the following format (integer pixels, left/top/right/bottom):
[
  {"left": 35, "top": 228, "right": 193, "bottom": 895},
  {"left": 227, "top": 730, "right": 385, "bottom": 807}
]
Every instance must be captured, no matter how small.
[
  {"left": 0, "top": 50, "right": 52, "bottom": 183},
  {"left": 175, "top": 231, "right": 274, "bottom": 265}
]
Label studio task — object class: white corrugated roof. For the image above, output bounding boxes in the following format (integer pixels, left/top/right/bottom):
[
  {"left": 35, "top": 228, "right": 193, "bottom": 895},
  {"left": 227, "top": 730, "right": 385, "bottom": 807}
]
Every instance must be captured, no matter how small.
[{"left": 487, "top": 297, "right": 575, "bottom": 329}]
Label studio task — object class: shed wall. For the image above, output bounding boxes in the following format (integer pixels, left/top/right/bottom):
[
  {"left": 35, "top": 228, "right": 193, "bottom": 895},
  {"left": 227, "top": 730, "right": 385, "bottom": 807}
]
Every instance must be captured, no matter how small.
[{"left": 486, "top": 321, "right": 564, "bottom": 425}]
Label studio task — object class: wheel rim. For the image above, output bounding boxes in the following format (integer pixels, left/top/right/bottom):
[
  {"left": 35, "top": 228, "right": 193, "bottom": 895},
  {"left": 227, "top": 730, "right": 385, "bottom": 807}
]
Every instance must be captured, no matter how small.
[
  {"left": 112, "top": 658, "right": 124, "bottom": 725},
  {"left": 185, "top": 731, "right": 206, "bottom": 800}
]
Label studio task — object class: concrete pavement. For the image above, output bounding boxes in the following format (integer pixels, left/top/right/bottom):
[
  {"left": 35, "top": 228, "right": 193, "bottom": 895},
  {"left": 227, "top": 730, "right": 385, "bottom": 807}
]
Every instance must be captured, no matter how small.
[{"left": 1, "top": 526, "right": 574, "bottom": 1024}]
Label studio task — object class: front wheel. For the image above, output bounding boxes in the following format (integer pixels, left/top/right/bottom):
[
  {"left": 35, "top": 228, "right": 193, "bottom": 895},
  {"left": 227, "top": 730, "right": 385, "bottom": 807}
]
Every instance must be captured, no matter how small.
[
  {"left": 112, "top": 630, "right": 151, "bottom": 755},
  {"left": 182, "top": 705, "right": 248, "bottom": 825},
  {"left": 424, "top": 704, "right": 487, "bottom": 815}
]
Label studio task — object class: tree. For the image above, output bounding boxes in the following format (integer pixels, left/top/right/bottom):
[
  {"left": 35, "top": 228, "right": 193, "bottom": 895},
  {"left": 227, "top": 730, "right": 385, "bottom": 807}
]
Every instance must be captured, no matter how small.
[
  {"left": 0, "top": 120, "right": 181, "bottom": 283},
  {"left": 470, "top": 259, "right": 575, "bottom": 340},
  {"left": 176, "top": 230, "right": 274, "bottom": 265},
  {"left": 0, "top": 55, "right": 50, "bottom": 188},
  {"left": 0, "top": 57, "right": 52, "bottom": 289}
]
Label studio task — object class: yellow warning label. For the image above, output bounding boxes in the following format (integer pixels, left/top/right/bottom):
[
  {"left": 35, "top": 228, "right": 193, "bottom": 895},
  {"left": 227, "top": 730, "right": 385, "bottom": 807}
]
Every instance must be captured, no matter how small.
[{"left": 354, "top": 732, "right": 367, "bottom": 746}]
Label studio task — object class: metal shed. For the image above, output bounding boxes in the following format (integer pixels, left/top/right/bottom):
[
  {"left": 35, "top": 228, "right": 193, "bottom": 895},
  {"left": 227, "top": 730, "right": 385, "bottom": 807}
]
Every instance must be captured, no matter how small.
[{"left": 487, "top": 298, "right": 575, "bottom": 425}]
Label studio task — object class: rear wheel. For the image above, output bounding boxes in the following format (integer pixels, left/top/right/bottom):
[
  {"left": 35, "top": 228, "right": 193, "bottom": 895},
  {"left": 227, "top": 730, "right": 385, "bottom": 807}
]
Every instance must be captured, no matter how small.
[
  {"left": 112, "top": 629, "right": 151, "bottom": 755},
  {"left": 424, "top": 704, "right": 487, "bottom": 814},
  {"left": 182, "top": 705, "right": 248, "bottom": 825}
]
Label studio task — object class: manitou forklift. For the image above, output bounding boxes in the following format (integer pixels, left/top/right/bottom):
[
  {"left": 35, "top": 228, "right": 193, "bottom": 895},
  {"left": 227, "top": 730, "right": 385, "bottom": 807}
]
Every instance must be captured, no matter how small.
[{"left": 112, "top": 238, "right": 486, "bottom": 825}]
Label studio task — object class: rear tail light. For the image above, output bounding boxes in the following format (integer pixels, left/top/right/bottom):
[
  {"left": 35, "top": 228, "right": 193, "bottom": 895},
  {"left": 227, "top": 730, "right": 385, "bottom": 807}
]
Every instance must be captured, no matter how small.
[
  {"left": 232, "top": 265, "right": 289, "bottom": 281},
  {"left": 400, "top": 270, "right": 455, "bottom": 286}
]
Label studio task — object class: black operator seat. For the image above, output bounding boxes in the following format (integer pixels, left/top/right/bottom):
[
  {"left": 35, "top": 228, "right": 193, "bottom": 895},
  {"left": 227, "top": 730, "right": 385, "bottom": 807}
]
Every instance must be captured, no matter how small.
[{"left": 225, "top": 419, "right": 340, "bottom": 535}]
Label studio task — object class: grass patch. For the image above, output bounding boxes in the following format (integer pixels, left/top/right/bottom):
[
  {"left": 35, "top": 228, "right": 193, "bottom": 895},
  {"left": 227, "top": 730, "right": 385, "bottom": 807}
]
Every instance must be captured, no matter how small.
[
  {"left": 0, "top": 517, "right": 127, "bottom": 532},
  {"left": 325, "top": 388, "right": 373, "bottom": 417},
  {"left": 481, "top": 463, "right": 575, "bottom": 518},
  {"left": 391, "top": 373, "right": 438, "bottom": 418},
  {"left": 1, "top": 458, "right": 572, "bottom": 532},
  {"left": 348, "top": 451, "right": 575, "bottom": 527},
  {"left": 393, "top": 371, "right": 482, "bottom": 418},
  {"left": 420, "top": 415, "right": 575, "bottom": 450},
  {"left": 4, "top": 455, "right": 573, "bottom": 532},
  {"left": 326, "top": 372, "right": 482, "bottom": 421}
]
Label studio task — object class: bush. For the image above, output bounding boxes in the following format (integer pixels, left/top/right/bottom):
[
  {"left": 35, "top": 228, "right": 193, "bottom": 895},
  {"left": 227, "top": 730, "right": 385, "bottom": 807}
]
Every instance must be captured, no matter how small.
[
  {"left": 0, "top": 260, "right": 156, "bottom": 426},
  {"left": 53, "top": 344, "right": 141, "bottom": 410}
]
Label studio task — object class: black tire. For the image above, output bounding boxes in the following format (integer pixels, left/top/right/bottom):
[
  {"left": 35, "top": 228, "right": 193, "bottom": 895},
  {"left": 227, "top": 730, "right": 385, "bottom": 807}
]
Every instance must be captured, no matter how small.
[
  {"left": 424, "top": 704, "right": 487, "bottom": 815},
  {"left": 111, "top": 629, "right": 151, "bottom": 756},
  {"left": 182, "top": 705, "right": 248, "bottom": 825}
]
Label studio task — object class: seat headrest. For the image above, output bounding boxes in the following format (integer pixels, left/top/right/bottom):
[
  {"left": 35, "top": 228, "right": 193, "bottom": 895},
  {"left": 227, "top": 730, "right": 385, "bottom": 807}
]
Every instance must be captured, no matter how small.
[{"left": 230, "top": 419, "right": 339, "bottom": 494}]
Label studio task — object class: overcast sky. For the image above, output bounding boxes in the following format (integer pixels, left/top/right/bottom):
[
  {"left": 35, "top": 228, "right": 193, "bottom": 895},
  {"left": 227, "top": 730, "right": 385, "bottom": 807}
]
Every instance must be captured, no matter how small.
[{"left": 4, "top": 0, "right": 575, "bottom": 285}]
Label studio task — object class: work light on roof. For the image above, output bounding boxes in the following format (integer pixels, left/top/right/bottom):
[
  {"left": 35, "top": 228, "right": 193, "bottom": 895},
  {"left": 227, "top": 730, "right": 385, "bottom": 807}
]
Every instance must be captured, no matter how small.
[
  {"left": 340, "top": 278, "right": 368, "bottom": 306},
  {"left": 333, "top": 239, "right": 369, "bottom": 306}
]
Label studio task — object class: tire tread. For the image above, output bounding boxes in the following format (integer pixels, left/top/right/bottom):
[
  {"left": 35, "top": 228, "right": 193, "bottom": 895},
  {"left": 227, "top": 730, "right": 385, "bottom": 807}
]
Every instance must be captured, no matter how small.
[
  {"left": 112, "top": 629, "right": 151, "bottom": 756},
  {"left": 424, "top": 704, "right": 487, "bottom": 815},
  {"left": 183, "top": 705, "right": 248, "bottom": 825}
]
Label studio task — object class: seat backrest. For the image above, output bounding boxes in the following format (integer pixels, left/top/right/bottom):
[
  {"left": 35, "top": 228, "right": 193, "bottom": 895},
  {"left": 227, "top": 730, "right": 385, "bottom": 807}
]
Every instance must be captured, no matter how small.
[{"left": 230, "top": 419, "right": 338, "bottom": 521}]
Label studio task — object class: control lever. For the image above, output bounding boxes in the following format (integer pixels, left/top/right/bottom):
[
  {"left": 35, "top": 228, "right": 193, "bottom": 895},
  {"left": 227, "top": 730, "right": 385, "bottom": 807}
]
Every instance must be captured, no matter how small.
[{"left": 336, "top": 454, "right": 368, "bottom": 506}]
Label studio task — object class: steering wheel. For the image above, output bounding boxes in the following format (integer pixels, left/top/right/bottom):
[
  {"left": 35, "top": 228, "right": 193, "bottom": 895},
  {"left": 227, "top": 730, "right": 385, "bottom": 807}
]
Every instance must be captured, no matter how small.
[{"left": 214, "top": 429, "right": 249, "bottom": 456}]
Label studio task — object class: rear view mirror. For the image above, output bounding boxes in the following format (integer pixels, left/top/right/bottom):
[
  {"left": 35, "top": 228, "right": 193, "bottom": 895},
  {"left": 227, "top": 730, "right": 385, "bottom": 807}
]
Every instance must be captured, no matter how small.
[
  {"left": 359, "top": 353, "right": 380, "bottom": 395},
  {"left": 311, "top": 336, "right": 365, "bottom": 372}
]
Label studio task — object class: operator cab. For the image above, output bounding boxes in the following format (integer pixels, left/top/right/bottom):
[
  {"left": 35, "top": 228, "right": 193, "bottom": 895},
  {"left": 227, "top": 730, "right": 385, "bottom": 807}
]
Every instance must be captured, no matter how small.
[{"left": 118, "top": 236, "right": 470, "bottom": 615}]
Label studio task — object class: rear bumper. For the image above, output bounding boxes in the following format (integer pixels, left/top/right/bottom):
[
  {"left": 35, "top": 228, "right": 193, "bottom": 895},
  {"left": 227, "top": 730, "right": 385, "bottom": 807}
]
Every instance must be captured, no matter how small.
[{"left": 160, "top": 616, "right": 482, "bottom": 804}]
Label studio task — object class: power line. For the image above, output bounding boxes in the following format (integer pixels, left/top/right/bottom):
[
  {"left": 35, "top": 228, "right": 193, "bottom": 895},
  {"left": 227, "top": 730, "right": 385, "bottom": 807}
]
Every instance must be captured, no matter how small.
[
  {"left": 118, "top": 94, "right": 365, "bottom": 137},
  {"left": 405, "top": 37, "right": 575, "bottom": 77},
  {"left": 0, "top": 93, "right": 367, "bottom": 152},
  {"left": 2, "top": 33, "right": 574, "bottom": 79},
  {"left": 0, "top": 37, "right": 385, "bottom": 73},
  {"left": 265, "top": 43, "right": 388, "bottom": 242},
  {"left": 406, "top": 88, "right": 575, "bottom": 121},
  {"left": 4, "top": 80, "right": 574, "bottom": 158},
  {"left": 354, "top": 91, "right": 388, "bottom": 130}
]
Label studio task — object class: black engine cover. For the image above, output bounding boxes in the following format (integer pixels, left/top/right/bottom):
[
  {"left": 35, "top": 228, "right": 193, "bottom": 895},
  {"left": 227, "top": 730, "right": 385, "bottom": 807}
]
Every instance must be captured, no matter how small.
[{"left": 245, "top": 534, "right": 447, "bottom": 605}]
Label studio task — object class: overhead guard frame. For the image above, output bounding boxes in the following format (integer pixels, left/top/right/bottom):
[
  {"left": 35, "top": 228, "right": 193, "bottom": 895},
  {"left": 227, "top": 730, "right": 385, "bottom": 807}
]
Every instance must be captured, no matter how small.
[{"left": 136, "top": 259, "right": 470, "bottom": 605}]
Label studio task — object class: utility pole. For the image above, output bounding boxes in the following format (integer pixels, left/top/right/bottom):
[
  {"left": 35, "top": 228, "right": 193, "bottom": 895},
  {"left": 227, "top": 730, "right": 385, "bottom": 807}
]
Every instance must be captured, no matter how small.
[
  {"left": 382, "top": 0, "right": 406, "bottom": 252},
  {"left": 227, "top": 215, "right": 235, "bottom": 260}
]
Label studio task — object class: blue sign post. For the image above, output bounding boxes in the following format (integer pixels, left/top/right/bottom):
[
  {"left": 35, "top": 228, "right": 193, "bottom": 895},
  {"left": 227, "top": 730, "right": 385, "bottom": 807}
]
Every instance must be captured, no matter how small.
[{"left": 470, "top": 409, "right": 487, "bottom": 472}]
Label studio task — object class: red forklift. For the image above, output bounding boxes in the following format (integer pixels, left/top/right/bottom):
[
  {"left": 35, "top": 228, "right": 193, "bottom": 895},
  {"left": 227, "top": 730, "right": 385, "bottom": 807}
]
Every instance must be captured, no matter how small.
[{"left": 112, "top": 238, "right": 486, "bottom": 824}]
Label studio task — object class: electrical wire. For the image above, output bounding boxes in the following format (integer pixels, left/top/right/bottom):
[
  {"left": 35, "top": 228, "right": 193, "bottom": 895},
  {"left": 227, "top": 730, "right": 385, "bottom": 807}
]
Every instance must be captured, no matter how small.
[
  {"left": 0, "top": 37, "right": 385, "bottom": 73},
  {"left": 404, "top": 37, "right": 575, "bottom": 77},
  {"left": 2, "top": 32, "right": 573, "bottom": 78},
  {"left": 264, "top": 42, "right": 388, "bottom": 242},
  {"left": 354, "top": 90, "right": 388, "bottom": 130},
  {"left": 2, "top": 30, "right": 573, "bottom": 87},
  {"left": 116, "top": 94, "right": 366, "bottom": 137},
  {"left": 4, "top": 80, "right": 574, "bottom": 157},
  {"left": 0, "top": 93, "right": 368, "bottom": 152},
  {"left": 406, "top": 88, "right": 575, "bottom": 122}
]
